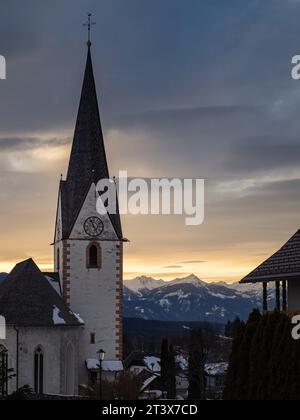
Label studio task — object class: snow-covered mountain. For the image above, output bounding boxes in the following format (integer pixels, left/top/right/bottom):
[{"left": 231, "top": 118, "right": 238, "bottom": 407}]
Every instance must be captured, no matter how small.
[
  {"left": 124, "top": 275, "right": 275, "bottom": 323},
  {"left": 124, "top": 276, "right": 165, "bottom": 294}
]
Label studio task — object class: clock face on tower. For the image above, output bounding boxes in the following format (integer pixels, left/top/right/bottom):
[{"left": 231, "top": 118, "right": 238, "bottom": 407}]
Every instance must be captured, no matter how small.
[{"left": 84, "top": 217, "right": 104, "bottom": 237}]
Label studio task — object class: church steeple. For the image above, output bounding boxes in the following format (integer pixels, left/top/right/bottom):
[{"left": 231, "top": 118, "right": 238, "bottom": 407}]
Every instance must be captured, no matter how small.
[
  {"left": 67, "top": 45, "right": 109, "bottom": 184},
  {"left": 54, "top": 35, "right": 124, "bottom": 371},
  {"left": 59, "top": 44, "right": 122, "bottom": 240}
]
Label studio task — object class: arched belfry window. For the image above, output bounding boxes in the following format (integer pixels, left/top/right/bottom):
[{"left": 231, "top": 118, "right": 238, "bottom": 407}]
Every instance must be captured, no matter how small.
[
  {"left": 34, "top": 346, "right": 44, "bottom": 394},
  {"left": 86, "top": 243, "right": 101, "bottom": 269}
]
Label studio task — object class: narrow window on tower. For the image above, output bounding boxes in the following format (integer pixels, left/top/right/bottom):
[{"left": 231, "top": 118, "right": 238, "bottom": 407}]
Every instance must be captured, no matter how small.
[
  {"left": 86, "top": 243, "right": 101, "bottom": 269},
  {"left": 90, "top": 333, "right": 96, "bottom": 344},
  {"left": 57, "top": 248, "right": 60, "bottom": 271}
]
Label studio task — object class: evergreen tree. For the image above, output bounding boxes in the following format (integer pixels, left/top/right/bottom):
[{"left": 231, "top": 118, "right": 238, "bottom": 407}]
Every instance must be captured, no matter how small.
[
  {"left": 226, "top": 311, "right": 300, "bottom": 401},
  {"left": 160, "top": 338, "right": 169, "bottom": 395},
  {"left": 248, "top": 313, "right": 268, "bottom": 400},
  {"left": 188, "top": 329, "right": 205, "bottom": 400},
  {"left": 282, "top": 316, "right": 299, "bottom": 400},
  {"left": 223, "top": 318, "right": 246, "bottom": 400},
  {"left": 257, "top": 311, "right": 281, "bottom": 400},
  {"left": 225, "top": 321, "right": 232, "bottom": 338},
  {"left": 267, "top": 313, "right": 289, "bottom": 400},
  {"left": 166, "top": 345, "right": 177, "bottom": 399},
  {"left": 235, "top": 309, "right": 262, "bottom": 400}
]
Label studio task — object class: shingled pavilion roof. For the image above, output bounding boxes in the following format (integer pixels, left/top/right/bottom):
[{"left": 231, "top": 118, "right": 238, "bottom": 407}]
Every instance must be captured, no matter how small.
[
  {"left": 240, "top": 229, "right": 300, "bottom": 284},
  {"left": 0, "top": 259, "right": 84, "bottom": 327}
]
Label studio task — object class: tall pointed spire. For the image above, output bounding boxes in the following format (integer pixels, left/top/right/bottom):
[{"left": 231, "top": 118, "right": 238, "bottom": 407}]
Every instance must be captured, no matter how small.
[
  {"left": 67, "top": 45, "right": 109, "bottom": 183},
  {"left": 59, "top": 44, "right": 122, "bottom": 240}
]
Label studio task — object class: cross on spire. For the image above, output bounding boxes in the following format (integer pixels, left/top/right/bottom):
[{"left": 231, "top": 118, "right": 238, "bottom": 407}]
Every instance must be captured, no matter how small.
[{"left": 83, "top": 13, "right": 96, "bottom": 47}]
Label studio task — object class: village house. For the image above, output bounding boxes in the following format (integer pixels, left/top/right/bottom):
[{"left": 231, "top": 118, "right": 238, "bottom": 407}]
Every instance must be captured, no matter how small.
[{"left": 241, "top": 229, "right": 300, "bottom": 313}]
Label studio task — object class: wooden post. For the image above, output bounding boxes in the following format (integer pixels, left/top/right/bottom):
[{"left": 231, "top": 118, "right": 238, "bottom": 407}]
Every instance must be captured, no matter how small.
[
  {"left": 263, "top": 282, "right": 268, "bottom": 312},
  {"left": 275, "top": 281, "right": 281, "bottom": 311},
  {"left": 282, "top": 280, "right": 287, "bottom": 312}
]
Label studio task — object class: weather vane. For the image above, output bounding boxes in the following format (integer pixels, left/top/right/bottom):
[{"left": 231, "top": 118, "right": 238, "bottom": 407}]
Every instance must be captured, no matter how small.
[{"left": 83, "top": 13, "right": 96, "bottom": 47}]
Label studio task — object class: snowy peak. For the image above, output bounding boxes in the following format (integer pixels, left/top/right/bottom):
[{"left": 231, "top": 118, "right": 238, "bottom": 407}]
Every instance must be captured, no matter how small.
[
  {"left": 167, "top": 274, "right": 206, "bottom": 288},
  {"left": 124, "top": 276, "right": 165, "bottom": 293},
  {"left": 124, "top": 274, "right": 206, "bottom": 294}
]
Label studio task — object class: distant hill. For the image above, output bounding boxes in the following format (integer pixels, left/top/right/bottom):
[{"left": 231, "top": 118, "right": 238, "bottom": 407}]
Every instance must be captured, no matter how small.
[
  {"left": 0, "top": 273, "right": 7, "bottom": 284},
  {"left": 124, "top": 317, "right": 223, "bottom": 339},
  {"left": 124, "top": 274, "right": 275, "bottom": 323}
]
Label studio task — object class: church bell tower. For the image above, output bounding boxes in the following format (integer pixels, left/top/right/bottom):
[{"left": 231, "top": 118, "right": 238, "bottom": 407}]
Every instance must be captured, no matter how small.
[{"left": 53, "top": 39, "right": 124, "bottom": 382}]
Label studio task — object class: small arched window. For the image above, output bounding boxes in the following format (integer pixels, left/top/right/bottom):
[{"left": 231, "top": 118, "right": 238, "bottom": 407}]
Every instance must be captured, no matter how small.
[
  {"left": 34, "top": 346, "right": 44, "bottom": 394},
  {"left": 86, "top": 243, "right": 101, "bottom": 269}
]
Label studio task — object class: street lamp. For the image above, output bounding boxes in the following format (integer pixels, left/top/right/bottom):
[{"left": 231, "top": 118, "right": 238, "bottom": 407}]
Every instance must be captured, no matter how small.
[{"left": 97, "top": 349, "right": 106, "bottom": 400}]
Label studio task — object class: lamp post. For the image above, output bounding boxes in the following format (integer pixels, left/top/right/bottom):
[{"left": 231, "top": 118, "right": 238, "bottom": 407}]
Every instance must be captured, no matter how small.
[{"left": 97, "top": 349, "right": 105, "bottom": 400}]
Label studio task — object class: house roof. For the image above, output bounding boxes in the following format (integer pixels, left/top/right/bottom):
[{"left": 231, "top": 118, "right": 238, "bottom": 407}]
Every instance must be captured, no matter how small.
[
  {"left": 240, "top": 229, "right": 300, "bottom": 284},
  {"left": 0, "top": 259, "right": 84, "bottom": 327},
  {"left": 140, "top": 374, "right": 160, "bottom": 393},
  {"left": 60, "top": 45, "right": 122, "bottom": 240},
  {"left": 85, "top": 359, "right": 124, "bottom": 372},
  {"left": 143, "top": 356, "right": 161, "bottom": 373},
  {"left": 123, "top": 351, "right": 147, "bottom": 369},
  {"left": 205, "top": 363, "right": 228, "bottom": 377},
  {"left": 43, "top": 272, "right": 62, "bottom": 296}
]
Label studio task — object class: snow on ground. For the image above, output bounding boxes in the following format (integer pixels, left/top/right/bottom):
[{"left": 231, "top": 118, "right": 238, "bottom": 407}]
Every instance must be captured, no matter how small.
[
  {"left": 208, "top": 291, "right": 237, "bottom": 300},
  {"left": 159, "top": 298, "right": 171, "bottom": 311},
  {"left": 165, "top": 290, "right": 191, "bottom": 299}
]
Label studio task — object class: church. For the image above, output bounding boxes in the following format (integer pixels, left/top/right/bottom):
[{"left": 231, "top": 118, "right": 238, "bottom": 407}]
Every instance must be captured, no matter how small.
[{"left": 0, "top": 39, "right": 124, "bottom": 396}]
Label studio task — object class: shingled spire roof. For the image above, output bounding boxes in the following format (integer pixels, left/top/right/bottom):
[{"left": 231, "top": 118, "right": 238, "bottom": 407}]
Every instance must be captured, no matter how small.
[
  {"left": 60, "top": 45, "right": 122, "bottom": 239},
  {"left": 240, "top": 229, "right": 300, "bottom": 283},
  {"left": 67, "top": 46, "right": 109, "bottom": 184}
]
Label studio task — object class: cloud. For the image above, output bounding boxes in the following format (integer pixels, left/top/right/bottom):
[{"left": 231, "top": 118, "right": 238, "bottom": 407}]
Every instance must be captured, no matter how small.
[
  {"left": 0, "top": 136, "right": 70, "bottom": 151},
  {"left": 227, "top": 136, "right": 300, "bottom": 174},
  {"left": 163, "top": 265, "right": 183, "bottom": 269},
  {"left": 1, "top": 0, "right": 300, "bottom": 281}
]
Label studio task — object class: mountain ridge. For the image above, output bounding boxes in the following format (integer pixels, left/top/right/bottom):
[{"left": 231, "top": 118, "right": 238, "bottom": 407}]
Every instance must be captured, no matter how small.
[{"left": 124, "top": 274, "right": 275, "bottom": 322}]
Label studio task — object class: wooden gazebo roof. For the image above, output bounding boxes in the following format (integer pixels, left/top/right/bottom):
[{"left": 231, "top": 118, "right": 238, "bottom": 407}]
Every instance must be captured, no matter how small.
[{"left": 240, "top": 229, "right": 300, "bottom": 284}]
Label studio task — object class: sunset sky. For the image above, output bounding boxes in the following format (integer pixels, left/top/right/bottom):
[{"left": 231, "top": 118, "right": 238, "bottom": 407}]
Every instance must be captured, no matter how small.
[{"left": 1, "top": 0, "right": 300, "bottom": 283}]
